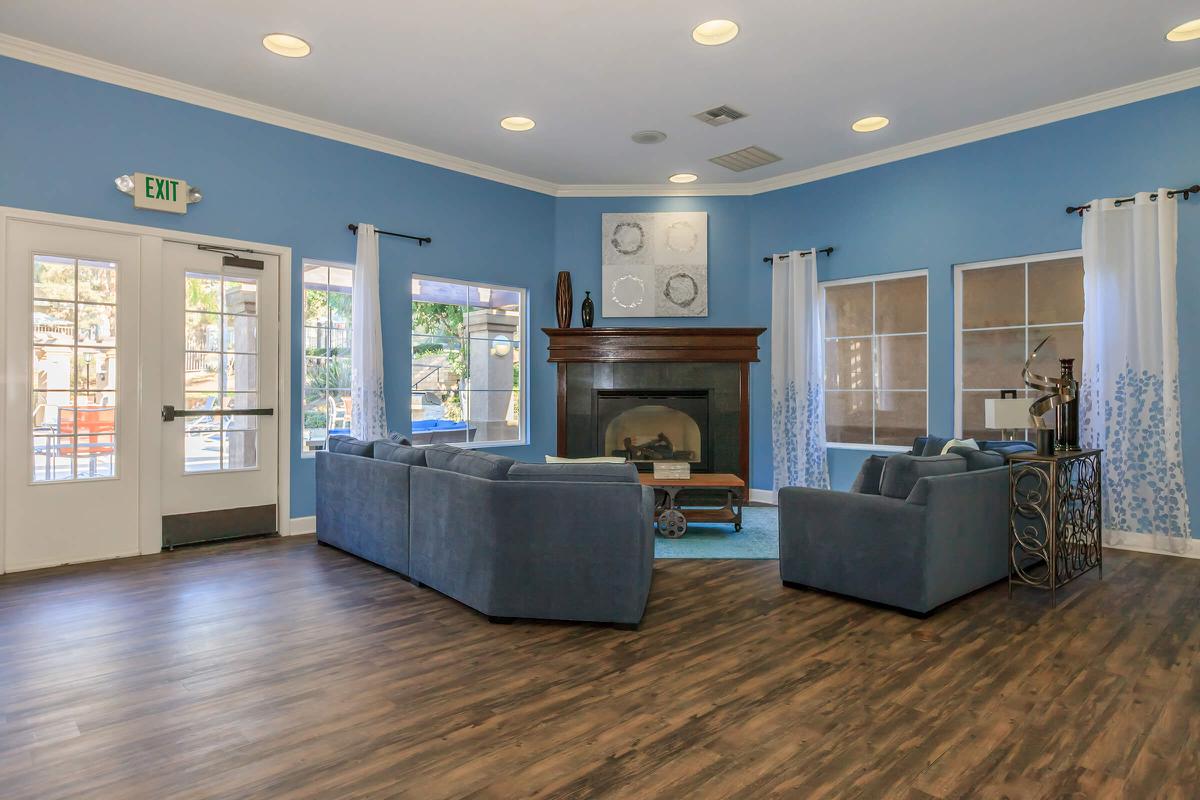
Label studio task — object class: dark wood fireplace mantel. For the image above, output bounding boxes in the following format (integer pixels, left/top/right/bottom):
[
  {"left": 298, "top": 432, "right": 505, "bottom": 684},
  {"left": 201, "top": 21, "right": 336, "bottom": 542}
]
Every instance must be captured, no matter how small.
[
  {"left": 543, "top": 327, "right": 765, "bottom": 483},
  {"left": 542, "top": 327, "right": 766, "bottom": 364}
]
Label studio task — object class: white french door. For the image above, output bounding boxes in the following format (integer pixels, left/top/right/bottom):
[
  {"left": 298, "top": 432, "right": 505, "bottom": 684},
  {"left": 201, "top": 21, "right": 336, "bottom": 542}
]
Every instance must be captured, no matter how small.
[
  {"left": 159, "top": 242, "right": 279, "bottom": 544},
  {"left": 3, "top": 221, "right": 141, "bottom": 570}
]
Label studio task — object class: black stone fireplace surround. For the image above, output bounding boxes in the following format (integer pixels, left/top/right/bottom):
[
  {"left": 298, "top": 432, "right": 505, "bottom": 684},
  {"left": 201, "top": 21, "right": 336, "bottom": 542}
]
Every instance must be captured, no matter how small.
[{"left": 544, "top": 328, "right": 765, "bottom": 485}]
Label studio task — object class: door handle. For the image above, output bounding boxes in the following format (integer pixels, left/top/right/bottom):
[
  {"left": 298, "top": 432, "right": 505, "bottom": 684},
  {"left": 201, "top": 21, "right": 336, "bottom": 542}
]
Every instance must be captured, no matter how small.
[{"left": 162, "top": 405, "right": 274, "bottom": 422}]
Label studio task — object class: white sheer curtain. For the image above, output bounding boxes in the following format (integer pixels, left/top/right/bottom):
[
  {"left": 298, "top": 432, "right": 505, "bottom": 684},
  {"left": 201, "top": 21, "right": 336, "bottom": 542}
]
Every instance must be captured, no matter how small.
[
  {"left": 350, "top": 223, "right": 388, "bottom": 440},
  {"left": 1080, "top": 191, "right": 1191, "bottom": 553},
  {"left": 771, "top": 250, "right": 830, "bottom": 491}
]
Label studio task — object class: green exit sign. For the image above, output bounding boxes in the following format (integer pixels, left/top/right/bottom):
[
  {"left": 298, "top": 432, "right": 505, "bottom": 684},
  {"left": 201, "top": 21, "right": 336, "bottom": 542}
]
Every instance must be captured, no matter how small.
[{"left": 133, "top": 172, "right": 189, "bottom": 214}]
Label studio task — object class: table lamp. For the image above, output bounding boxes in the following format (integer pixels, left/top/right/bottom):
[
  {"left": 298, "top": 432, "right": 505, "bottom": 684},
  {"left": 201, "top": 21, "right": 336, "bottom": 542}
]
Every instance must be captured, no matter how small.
[{"left": 985, "top": 397, "right": 1033, "bottom": 441}]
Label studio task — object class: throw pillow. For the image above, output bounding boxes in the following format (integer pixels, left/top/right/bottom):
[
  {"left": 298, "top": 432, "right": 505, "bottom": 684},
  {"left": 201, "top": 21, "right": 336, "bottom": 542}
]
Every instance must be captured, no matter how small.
[
  {"left": 920, "top": 436, "right": 953, "bottom": 457},
  {"left": 326, "top": 435, "right": 374, "bottom": 457},
  {"left": 423, "top": 444, "right": 515, "bottom": 481},
  {"left": 509, "top": 463, "right": 638, "bottom": 483},
  {"left": 939, "top": 438, "right": 979, "bottom": 454},
  {"left": 373, "top": 439, "right": 427, "bottom": 466},
  {"left": 849, "top": 454, "right": 887, "bottom": 495},
  {"left": 879, "top": 454, "right": 967, "bottom": 499}
]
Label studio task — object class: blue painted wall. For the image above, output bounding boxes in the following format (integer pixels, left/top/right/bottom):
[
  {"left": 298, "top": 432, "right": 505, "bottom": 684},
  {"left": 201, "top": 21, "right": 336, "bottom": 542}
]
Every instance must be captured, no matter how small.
[
  {"left": 750, "top": 87, "right": 1200, "bottom": 509},
  {"left": 0, "top": 56, "right": 556, "bottom": 518},
  {"left": 4, "top": 54, "right": 1199, "bottom": 531}
]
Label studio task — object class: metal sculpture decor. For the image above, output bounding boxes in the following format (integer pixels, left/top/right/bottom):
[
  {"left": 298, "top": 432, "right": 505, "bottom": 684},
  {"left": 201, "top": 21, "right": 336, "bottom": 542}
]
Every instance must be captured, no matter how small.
[{"left": 1022, "top": 336, "right": 1080, "bottom": 452}]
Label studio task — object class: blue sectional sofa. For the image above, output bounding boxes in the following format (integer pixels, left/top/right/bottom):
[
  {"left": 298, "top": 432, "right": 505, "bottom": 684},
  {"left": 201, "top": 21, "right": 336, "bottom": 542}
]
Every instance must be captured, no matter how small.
[
  {"left": 778, "top": 437, "right": 1034, "bottom": 615},
  {"left": 315, "top": 437, "right": 656, "bottom": 627}
]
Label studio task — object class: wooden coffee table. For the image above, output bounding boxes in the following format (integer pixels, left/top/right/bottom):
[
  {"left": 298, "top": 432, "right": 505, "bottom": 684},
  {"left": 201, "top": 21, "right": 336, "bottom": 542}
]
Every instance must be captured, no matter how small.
[{"left": 639, "top": 473, "right": 745, "bottom": 538}]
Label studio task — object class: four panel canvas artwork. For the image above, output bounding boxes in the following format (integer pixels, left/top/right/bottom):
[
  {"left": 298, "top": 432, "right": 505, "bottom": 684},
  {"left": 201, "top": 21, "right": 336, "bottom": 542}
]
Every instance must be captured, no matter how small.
[{"left": 601, "top": 212, "right": 708, "bottom": 318}]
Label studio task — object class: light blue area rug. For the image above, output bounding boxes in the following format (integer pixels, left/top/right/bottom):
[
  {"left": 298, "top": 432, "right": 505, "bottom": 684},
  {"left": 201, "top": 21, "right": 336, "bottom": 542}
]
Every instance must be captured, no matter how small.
[{"left": 654, "top": 506, "right": 779, "bottom": 559}]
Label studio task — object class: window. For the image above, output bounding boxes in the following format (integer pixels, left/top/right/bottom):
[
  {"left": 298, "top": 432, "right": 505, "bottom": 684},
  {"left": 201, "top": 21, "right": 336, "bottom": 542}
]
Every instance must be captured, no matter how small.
[
  {"left": 411, "top": 276, "right": 525, "bottom": 447},
  {"left": 822, "top": 271, "right": 928, "bottom": 447},
  {"left": 956, "top": 252, "right": 1083, "bottom": 440},
  {"left": 302, "top": 263, "right": 353, "bottom": 453},
  {"left": 183, "top": 268, "right": 261, "bottom": 472},
  {"left": 32, "top": 254, "right": 119, "bottom": 481}
]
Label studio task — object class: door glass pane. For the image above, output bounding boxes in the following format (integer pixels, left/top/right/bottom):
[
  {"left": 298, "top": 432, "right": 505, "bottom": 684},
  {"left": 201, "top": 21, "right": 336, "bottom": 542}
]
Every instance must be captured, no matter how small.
[
  {"left": 184, "top": 270, "right": 261, "bottom": 472},
  {"left": 34, "top": 255, "right": 76, "bottom": 300},
  {"left": 31, "top": 254, "right": 117, "bottom": 482}
]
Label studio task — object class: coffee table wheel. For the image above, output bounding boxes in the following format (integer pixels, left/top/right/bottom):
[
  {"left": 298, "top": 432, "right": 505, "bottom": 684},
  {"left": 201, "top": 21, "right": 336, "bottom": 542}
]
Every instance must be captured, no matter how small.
[
  {"left": 658, "top": 509, "right": 687, "bottom": 539},
  {"left": 734, "top": 523, "right": 742, "bottom": 532}
]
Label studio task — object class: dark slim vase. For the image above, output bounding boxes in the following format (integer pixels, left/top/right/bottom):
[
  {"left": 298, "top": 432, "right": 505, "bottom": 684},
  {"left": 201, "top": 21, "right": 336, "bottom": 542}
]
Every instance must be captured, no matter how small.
[
  {"left": 1056, "top": 358, "right": 1080, "bottom": 451},
  {"left": 555, "top": 271, "right": 573, "bottom": 328},
  {"left": 581, "top": 291, "right": 594, "bottom": 328}
]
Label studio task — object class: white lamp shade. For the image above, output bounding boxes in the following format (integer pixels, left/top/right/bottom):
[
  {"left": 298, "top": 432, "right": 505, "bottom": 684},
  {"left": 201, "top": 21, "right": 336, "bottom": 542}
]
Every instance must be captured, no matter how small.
[{"left": 985, "top": 398, "right": 1034, "bottom": 429}]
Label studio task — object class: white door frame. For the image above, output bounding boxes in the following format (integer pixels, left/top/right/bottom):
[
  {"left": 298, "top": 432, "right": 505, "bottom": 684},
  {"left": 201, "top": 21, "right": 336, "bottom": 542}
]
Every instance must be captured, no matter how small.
[{"left": 0, "top": 206, "right": 293, "bottom": 572}]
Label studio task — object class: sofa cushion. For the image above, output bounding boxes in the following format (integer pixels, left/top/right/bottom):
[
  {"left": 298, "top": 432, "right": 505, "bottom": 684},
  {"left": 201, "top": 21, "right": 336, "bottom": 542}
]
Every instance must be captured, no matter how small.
[
  {"left": 509, "top": 462, "right": 639, "bottom": 483},
  {"left": 849, "top": 455, "right": 887, "bottom": 495},
  {"left": 374, "top": 439, "right": 427, "bottom": 466},
  {"left": 949, "top": 446, "right": 1005, "bottom": 471},
  {"left": 423, "top": 444, "right": 515, "bottom": 480},
  {"left": 544, "top": 455, "right": 628, "bottom": 464},
  {"left": 880, "top": 454, "right": 967, "bottom": 499},
  {"left": 326, "top": 435, "right": 374, "bottom": 457}
]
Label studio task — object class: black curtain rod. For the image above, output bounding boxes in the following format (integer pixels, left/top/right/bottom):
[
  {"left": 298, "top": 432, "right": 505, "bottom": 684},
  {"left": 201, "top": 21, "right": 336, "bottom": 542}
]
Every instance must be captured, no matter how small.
[
  {"left": 347, "top": 223, "right": 432, "bottom": 246},
  {"left": 1066, "top": 184, "right": 1199, "bottom": 217},
  {"left": 763, "top": 246, "right": 834, "bottom": 264}
]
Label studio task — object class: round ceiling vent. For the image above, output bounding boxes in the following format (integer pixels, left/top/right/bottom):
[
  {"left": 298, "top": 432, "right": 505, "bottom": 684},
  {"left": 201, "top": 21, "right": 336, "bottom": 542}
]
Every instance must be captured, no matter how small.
[{"left": 631, "top": 130, "right": 667, "bottom": 145}]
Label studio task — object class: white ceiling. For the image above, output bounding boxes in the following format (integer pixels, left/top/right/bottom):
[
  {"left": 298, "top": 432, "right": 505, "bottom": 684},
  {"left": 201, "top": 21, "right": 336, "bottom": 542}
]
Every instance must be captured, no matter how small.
[{"left": 2, "top": 1, "right": 1199, "bottom": 192}]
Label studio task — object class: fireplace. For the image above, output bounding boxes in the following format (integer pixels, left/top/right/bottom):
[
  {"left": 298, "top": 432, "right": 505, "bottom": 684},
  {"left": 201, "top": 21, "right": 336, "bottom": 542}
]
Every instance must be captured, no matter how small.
[
  {"left": 544, "top": 327, "right": 765, "bottom": 485},
  {"left": 596, "top": 390, "right": 710, "bottom": 472}
]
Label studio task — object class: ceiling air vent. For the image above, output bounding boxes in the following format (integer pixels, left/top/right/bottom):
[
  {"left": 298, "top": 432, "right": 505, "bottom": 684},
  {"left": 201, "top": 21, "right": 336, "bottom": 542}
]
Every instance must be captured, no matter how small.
[
  {"left": 709, "top": 145, "right": 783, "bottom": 172},
  {"left": 693, "top": 104, "right": 748, "bottom": 127}
]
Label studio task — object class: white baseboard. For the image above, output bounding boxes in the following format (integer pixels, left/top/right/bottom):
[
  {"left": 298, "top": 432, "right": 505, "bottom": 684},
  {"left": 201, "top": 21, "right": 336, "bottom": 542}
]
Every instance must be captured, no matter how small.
[
  {"left": 1105, "top": 530, "right": 1200, "bottom": 560},
  {"left": 288, "top": 516, "right": 316, "bottom": 535},
  {"left": 749, "top": 488, "right": 778, "bottom": 506}
]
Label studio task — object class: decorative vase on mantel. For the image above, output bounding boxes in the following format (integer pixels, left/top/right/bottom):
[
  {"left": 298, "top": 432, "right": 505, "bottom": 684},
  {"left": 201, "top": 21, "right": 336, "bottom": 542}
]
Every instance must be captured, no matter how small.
[
  {"left": 555, "top": 271, "right": 573, "bottom": 328},
  {"left": 581, "top": 291, "right": 595, "bottom": 328}
]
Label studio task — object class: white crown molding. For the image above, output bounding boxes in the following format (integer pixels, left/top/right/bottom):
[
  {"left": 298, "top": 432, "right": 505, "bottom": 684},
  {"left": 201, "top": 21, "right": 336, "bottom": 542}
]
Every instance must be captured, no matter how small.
[
  {"left": 3, "top": 32, "right": 1200, "bottom": 200},
  {"left": 0, "top": 33, "right": 559, "bottom": 196}
]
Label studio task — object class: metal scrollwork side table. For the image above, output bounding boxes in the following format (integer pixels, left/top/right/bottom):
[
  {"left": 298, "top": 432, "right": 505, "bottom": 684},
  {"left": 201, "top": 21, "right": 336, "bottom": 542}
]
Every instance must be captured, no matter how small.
[{"left": 1008, "top": 449, "right": 1103, "bottom": 605}]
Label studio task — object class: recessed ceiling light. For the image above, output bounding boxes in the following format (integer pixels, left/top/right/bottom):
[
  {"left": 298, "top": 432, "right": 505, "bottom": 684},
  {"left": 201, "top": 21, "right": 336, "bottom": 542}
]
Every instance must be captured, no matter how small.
[
  {"left": 631, "top": 130, "right": 668, "bottom": 145},
  {"left": 1166, "top": 19, "right": 1200, "bottom": 42},
  {"left": 500, "top": 116, "right": 536, "bottom": 132},
  {"left": 851, "top": 116, "right": 890, "bottom": 133},
  {"left": 692, "top": 19, "right": 739, "bottom": 46},
  {"left": 262, "top": 33, "right": 311, "bottom": 58},
  {"left": 668, "top": 173, "right": 699, "bottom": 184}
]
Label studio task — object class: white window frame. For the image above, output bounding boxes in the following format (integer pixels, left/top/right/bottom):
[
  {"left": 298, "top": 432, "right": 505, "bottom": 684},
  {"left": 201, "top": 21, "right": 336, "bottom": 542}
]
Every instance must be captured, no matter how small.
[
  {"left": 953, "top": 249, "right": 1083, "bottom": 438},
  {"left": 411, "top": 274, "right": 528, "bottom": 449},
  {"left": 300, "top": 259, "right": 354, "bottom": 458},
  {"left": 820, "top": 269, "right": 929, "bottom": 452}
]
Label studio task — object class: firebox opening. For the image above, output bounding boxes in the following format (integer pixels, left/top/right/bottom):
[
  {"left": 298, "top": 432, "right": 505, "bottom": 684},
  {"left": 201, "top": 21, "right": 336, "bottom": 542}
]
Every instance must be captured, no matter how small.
[{"left": 605, "top": 405, "right": 702, "bottom": 464}]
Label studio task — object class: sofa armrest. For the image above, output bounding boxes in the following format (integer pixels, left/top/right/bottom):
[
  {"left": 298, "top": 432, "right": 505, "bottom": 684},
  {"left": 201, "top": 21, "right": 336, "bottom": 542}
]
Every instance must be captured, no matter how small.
[
  {"left": 905, "top": 467, "right": 1010, "bottom": 608},
  {"left": 315, "top": 451, "right": 412, "bottom": 576},
  {"left": 778, "top": 487, "right": 927, "bottom": 610}
]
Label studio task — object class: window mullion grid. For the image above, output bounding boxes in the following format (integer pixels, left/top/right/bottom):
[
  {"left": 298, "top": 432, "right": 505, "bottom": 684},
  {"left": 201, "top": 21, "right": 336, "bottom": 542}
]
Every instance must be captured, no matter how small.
[{"left": 871, "top": 280, "right": 878, "bottom": 447}]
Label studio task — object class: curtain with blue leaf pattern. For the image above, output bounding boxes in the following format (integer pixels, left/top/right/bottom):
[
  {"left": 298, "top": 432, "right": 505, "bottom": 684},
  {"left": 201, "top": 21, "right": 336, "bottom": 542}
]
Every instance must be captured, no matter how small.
[
  {"left": 771, "top": 250, "right": 829, "bottom": 491},
  {"left": 1080, "top": 191, "right": 1191, "bottom": 554}
]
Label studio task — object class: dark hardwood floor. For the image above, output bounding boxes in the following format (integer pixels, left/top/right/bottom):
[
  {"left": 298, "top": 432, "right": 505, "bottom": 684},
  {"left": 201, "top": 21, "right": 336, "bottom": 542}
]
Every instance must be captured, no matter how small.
[{"left": 1, "top": 535, "right": 1198, "bottom": 799}]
